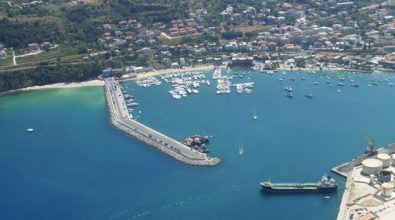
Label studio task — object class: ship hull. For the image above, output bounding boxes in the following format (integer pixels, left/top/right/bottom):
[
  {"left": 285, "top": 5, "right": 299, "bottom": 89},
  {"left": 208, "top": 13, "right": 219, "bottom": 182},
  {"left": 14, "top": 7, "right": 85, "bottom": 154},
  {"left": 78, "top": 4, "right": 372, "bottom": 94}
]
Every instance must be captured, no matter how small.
[{"left": 260, "top": 185, "right": 337, "bottom": 193}]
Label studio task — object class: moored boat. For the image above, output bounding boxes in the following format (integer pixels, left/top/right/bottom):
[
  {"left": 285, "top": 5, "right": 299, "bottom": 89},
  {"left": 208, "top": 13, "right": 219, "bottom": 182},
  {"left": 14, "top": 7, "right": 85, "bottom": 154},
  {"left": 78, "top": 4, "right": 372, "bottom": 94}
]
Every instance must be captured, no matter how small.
[{"left": 260, "top": 174, "right": 337, "bottom": 193}]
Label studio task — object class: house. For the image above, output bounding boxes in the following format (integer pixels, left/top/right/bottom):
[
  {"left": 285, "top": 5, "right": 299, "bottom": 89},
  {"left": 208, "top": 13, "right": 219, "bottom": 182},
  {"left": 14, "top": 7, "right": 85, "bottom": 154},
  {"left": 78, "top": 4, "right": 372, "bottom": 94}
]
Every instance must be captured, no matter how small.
[
  {"left": 41, "top": 42, "right": 52, "bottom": 50},
  {"left": 27, "top": 43, "right": 40, "bottom": 53},
  {"left": 0, "top": 49, "right": 6, "bottom": 59},
  {"left": 102, "top": 24, "right": 113, "bottom": 31}
]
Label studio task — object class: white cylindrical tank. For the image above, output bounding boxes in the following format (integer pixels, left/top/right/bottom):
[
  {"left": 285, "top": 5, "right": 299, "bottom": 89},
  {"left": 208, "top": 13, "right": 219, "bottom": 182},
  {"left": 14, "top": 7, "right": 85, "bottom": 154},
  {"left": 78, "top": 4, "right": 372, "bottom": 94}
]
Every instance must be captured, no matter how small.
[
  {"left": 382, "top": 183, "right": 394, "bottom": 197},
  {"left": 377, "top": 154, "right": 392, "bottom": 168},
  {"left": 362, "top": 158, "right": 383, "bottom": 175}
]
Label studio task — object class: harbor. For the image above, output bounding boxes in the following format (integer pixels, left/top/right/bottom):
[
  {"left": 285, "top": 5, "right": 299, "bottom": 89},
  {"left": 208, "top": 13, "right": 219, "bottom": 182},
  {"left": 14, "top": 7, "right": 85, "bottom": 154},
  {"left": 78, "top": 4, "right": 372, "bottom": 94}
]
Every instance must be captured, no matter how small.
[
  {"left": 3, "top": 69, "right": 395, "bottom": 220},
  {"left": 104, "top": 77, "right": 220, "bottom": 166}
]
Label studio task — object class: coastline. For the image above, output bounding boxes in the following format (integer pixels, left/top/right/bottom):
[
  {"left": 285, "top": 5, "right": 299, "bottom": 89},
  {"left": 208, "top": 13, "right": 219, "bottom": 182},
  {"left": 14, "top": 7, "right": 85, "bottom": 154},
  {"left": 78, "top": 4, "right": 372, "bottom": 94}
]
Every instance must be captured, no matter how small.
[
  {"left": 2, "top": 64, "right": 392, "bottom": 96},
  {"left": 0, "top": 79, "right": 104, "bottom": 96},
  {"left": 120, "top": 64, "right": 215, "bottom": 81}
]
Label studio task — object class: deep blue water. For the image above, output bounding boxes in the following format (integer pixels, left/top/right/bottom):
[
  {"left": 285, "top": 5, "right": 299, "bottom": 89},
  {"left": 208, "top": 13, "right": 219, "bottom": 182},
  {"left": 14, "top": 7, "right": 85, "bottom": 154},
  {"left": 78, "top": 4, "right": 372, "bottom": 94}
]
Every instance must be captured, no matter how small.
[{"left": 1, "top": 70, "right": 395, "bottom": 220}]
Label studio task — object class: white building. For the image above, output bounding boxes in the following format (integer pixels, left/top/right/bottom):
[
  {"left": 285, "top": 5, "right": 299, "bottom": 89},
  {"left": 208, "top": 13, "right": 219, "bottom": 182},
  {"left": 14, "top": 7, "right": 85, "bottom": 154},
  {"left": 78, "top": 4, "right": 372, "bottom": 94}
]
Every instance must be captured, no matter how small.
[{"left": 0, "top": 49, "right": 6, "bottom": 59}]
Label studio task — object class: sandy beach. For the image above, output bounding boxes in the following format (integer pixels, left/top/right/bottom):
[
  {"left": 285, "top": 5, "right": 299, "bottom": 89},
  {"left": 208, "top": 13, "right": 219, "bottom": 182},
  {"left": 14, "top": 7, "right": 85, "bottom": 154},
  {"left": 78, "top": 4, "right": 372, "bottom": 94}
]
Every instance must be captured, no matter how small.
[
  {"left": 120, "top": 64, "right": 215, "bottom": 81},
  {"left": 0, "top": 79, "right": 104, "bottom": 95}
]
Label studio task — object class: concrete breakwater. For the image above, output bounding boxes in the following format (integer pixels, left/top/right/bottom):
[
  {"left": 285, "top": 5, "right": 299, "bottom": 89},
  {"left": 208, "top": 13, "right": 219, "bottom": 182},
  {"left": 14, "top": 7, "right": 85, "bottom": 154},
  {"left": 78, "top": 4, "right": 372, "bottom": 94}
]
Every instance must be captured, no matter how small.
[{"left": 104, "top": 78, "right": 221, "bottom": 166}]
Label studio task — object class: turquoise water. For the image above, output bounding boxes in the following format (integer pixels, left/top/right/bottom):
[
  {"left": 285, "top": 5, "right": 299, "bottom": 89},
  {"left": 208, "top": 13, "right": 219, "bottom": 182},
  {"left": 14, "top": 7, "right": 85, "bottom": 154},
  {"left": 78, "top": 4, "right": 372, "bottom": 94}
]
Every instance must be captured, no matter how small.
[{"left": 1, "top": 70, "right": 395, "bottom": 220}]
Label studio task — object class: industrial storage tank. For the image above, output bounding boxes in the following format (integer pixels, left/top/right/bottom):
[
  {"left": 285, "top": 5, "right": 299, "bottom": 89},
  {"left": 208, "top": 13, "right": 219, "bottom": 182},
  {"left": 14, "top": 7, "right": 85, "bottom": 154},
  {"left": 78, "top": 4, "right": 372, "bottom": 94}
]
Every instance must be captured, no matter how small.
[
  {"left": 362, "top": 158, "right": 383, "bottom": 175},
  {"left": 377, "top": 154, "right": 392, "bottom": 168},
  {"left": 381, "top": 183, "right": 394, "bottom": 197}
]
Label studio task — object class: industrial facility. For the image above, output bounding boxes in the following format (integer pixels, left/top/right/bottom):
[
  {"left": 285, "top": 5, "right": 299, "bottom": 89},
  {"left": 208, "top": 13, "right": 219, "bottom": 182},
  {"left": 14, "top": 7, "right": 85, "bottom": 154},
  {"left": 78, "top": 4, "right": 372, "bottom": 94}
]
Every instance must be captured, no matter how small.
[{"left": 337, "top": 152, "right": 395, "bottom": 220}]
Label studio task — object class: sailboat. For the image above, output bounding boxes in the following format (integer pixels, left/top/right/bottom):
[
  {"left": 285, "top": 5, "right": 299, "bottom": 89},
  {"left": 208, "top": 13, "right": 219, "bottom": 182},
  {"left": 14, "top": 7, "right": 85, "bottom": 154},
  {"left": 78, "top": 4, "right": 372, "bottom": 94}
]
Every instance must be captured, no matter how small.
[{"left": 253, "top": 111, "right": 257, "bottom": 120}]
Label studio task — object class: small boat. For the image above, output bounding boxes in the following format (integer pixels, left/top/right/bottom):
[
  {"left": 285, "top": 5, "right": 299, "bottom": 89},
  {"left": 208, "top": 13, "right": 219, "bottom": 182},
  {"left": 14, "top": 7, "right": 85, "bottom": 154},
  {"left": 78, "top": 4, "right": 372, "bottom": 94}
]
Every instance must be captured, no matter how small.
[
  {"left": 127, "top": 102, "right": 139, "bottom": 107},
  {"left": 336, "top": 89, "right": 341, "bottom": 93},
  {"left": 314, "top": 82, "right": 318, "bottom": 85},
  {"left": 278, "top": 77, "right": 284, "bottom": 81},
  {"left": 389, "top": 82, "right": 394, "bottom": 87},
  {"left": 284, "top": 92, "right": 293, "bottom": 98},
  {"left": 304, "top": 93, "right": 313, "bottom": 98},
  {"left": 284, "top": 86, "right": 293, "bottom": 92},
  {"left": 26, "top": 128, "right": 34, "bottom": 132},
  {"left": 323, "top": 196, "right": 331, "bottom": 199},
  {"left": 337, "top": 83, "right": 344, "bottom": 87},
  {"left": 253, "top": 114, "right": 257, "bottom": 120},
  {"left": 239, "top": 147, "right": 244, "bottom": 155}
]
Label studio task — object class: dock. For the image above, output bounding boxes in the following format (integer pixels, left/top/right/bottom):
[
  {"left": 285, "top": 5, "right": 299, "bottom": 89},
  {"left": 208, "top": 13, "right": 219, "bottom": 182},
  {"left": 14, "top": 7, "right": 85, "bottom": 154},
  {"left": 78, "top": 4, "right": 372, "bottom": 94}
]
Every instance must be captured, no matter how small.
[
  {"left": 332, "top": 143, "right": 395, "bottom": 177},
  {"left": 104, "top": 78, "right": 220, "bottom": 166},
  {"left": 333, "top": 143, "right": 395, "bottom": 220}
]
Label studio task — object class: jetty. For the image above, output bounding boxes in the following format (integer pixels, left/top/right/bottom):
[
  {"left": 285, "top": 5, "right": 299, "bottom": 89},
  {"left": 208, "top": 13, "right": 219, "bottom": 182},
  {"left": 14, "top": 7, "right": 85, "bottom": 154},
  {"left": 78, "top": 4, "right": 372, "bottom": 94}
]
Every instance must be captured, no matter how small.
[{"left": 104, "top": 78, "right": 220, "bottom": 166}]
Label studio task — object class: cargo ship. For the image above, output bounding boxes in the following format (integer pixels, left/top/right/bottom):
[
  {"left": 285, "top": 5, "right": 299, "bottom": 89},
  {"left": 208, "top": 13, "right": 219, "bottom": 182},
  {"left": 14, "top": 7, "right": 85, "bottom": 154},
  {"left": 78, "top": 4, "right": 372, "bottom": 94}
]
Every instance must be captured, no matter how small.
[{"left": 260, "top": 174, "right": 337, "bottom": 193}]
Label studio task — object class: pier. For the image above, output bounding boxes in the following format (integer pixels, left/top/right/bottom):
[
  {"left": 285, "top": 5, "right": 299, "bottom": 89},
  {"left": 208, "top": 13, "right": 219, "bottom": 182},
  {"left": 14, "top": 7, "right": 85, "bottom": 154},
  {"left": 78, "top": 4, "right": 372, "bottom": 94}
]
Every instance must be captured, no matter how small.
[{"left": 104, "top": 78, "right": 220, "bottom": 166}]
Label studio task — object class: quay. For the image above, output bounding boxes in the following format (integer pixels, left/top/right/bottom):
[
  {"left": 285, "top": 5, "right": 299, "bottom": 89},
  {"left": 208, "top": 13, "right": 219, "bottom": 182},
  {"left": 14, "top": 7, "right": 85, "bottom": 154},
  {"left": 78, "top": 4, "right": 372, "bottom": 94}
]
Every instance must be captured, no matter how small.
[
  {"left": 332, "top": 143, "right": 395, "bottom": 177},
  {"left": 333, "top": 143, "right": 395, "bottom": 220},
  {"left": 104, "top": 77, "right": 220, "bottom": 166}
]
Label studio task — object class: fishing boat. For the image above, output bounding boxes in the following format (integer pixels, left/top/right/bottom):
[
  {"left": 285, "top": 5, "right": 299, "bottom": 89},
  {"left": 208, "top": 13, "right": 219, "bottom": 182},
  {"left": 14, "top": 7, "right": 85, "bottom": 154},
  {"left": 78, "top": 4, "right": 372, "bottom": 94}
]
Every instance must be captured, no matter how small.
[
  {"left": 26, "top": 128, "right": 34, "bottom": 132},
  {"left": 284, "top": 92, "right": 293, "bottom": 98},
  {"left": 283, "top": 86, "right": 293, "bottom": 92},
  {"left": 260, "top": 174, "right": 338, "bottom": 193},
  {"left": 304, "top": 93, "right": 313, "bottom": 98}
]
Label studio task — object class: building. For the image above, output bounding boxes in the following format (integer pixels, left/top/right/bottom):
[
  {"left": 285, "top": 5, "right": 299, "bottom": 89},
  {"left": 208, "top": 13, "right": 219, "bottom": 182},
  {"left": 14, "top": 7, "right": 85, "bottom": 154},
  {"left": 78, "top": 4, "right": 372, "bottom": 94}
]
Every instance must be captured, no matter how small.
[
  {"left": 27, "top": 43, "right": 40, "bottom": 53},
  {"left": 229, "top": 56, "right": 254, "bottom": 67},
  {"left": 0, "top": 49, "right": 6, "bottom": 59}
]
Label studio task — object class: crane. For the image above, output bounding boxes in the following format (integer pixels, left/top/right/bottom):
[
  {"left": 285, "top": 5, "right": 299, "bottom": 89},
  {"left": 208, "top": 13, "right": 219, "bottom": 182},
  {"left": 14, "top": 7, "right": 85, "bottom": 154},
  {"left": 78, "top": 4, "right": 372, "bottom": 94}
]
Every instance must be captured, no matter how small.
[{"left": 362, "top": 131, "right": 377, "bottom": 155}]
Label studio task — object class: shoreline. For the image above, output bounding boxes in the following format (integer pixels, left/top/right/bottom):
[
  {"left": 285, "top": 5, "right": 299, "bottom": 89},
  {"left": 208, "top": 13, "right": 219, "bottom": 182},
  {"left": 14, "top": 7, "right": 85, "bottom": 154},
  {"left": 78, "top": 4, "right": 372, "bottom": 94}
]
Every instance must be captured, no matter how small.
[
  {"left": 120, "top": 64, "right": 215, "bottom": 81},
  {"left": 0, "top": 79, "right": 104, "bottom": 96},
  {"left": 1, "top": 64, "right": 393, "bottom": 96}
]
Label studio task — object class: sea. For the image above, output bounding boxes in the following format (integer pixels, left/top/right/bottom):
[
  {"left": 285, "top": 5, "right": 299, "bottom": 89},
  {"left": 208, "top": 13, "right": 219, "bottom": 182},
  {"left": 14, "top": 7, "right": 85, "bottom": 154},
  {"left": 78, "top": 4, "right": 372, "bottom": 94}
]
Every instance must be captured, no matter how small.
[{"left": 1, "top": 69, "right": 395, "bottom": 220}]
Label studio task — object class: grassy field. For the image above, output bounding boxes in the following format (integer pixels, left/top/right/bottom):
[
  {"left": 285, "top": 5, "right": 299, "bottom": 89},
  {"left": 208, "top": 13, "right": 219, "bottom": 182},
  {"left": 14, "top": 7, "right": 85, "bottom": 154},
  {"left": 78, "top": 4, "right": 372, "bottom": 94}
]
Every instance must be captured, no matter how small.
[
  {"left": 0, "top": 56, "right": 12, "bottom": 67},
  {"left": 0, "top": 44, "right": 88, "bottom": 71}
]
